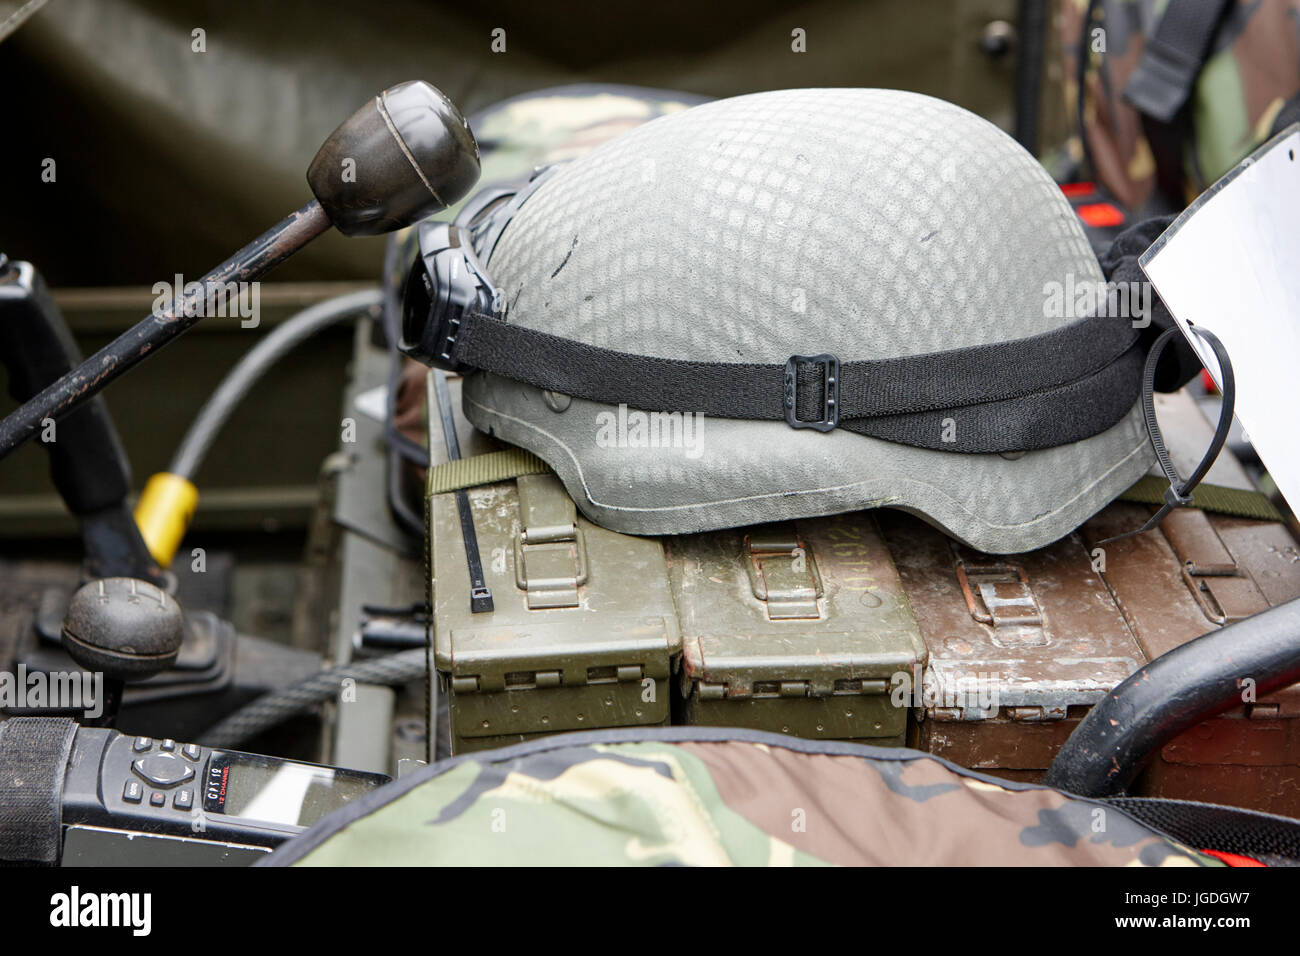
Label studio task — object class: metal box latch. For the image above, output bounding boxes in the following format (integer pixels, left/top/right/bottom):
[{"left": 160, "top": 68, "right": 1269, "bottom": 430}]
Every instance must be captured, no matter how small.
[
  {"left": 744, "top": 525, "right": 823, "bottom": 620},
  {"left": 1161, "top": 509, "right": 1267, "bottom": 624},
  {"left": 954, "top": 557, "right": 1048, "bottom": 647},
  {"left": 513, "top": 474, "right": 588, "bottom": 609}
]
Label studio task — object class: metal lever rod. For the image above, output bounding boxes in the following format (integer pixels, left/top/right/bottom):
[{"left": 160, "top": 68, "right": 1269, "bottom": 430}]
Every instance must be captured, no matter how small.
[{"left": 0, "top": 200, "right": 331, "bottom": 460}]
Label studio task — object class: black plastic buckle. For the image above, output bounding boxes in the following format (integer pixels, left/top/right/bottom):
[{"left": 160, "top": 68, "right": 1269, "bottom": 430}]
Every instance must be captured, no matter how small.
[{"left": 784, "top": 354, "right": 840, "bottom": 432}]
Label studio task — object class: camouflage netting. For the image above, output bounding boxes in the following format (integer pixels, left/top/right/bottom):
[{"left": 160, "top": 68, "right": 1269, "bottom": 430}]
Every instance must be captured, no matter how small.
[{"left": 263, "top": 728, "right": 1216, "bottom": 866}]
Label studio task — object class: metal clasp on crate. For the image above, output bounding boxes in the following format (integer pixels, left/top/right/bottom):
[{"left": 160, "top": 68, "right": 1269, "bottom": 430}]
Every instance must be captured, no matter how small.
[
  {"left": 954, "top": 557, "right": 1048, "bottom": 647},
  {"left": 514, "top": 528, "right": 588, "bottom": 609},
  {"left": 955, "top": 560, "right": 1041, "bottom": 627},
  {"left": 512, "top": 474, "right": 589, "bottom": 609},
  {"left": 1160, "top": 509, "right": 1268, "bottom": 625},
  {"left": 744, "top": 525, "right": 823, "bottom": 620}
]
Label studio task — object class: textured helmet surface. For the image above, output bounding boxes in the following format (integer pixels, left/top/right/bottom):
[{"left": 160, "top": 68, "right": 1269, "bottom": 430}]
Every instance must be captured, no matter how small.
[{"left": 464, "top": 88, "right": 1152, "bottom": 553}]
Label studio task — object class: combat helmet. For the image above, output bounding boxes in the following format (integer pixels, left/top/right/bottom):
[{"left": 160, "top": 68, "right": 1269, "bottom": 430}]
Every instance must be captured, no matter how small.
[{"left": 401, "top": 88, "right": 1163, "bottom": 554}]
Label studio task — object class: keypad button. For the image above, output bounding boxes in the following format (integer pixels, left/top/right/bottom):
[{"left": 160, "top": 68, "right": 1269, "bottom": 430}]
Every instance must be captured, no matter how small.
[
  {"left": 132, "top": 753, "right": 196, "bottom": 788},
  {"left": 132, "top": 737, "right": 153, "bottom": 753},
  {"left": 182, "top": 744, "right": 201, "bottom": 761},
  {"left": 173, "top": 789, "right": 194, "bottom": 810},
  {"left": 160, "top": 739, "right": 176, "bottom": 752},
  {"left": 149, "top": 792, "right": 165, "bottom": 807},
  {"left": 123, "top": 780, "right": 143, "bottom": 803}
]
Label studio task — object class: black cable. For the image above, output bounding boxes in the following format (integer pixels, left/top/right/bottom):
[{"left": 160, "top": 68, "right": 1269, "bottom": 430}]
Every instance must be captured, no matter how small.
[
  {"left": 378, "top": 232, "right": 429, "bottom": 539},
  {"left": 170, "top": 290, "right": 381, "bottom": 480},
  {"left": 431, "top": 367, "right": 494, "bottom": 614},
  {"left": 380, "top": 233, "right": 432, "bottom": 469},
  {"left": 1100, "top": 325, "right": 1234, "bottom": 543}
]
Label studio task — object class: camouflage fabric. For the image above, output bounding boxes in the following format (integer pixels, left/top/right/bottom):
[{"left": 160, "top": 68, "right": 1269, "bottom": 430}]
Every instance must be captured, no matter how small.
[
  {"left": 263, "top": 728, "right": 1216, "bottom": 866},
  {"left": 1060, "top": 0, "right": 1300, "bottom": 211},
  {"left": 467, "top": 83, "right": 708, "bottom": 194}
]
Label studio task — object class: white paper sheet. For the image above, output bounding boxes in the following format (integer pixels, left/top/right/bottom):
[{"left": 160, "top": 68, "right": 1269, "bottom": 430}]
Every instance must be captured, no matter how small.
[{"left": 1140, "top": 124, "right": 1300, "bottom": 512}]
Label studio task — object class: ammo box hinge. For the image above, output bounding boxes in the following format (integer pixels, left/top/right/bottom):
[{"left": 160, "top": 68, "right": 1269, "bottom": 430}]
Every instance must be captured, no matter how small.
[
  {"left": 513, "top": 474, "right": 588, "bottom": 609},
  {"left": 696, "top": 676, "right": 890, "bottom": 700},
  {"left": 1161, "top": 509, "right": 1268, "bottom": 624},
  {"left": 447, "top": 616, "right": 674, "bottom": 695},
  {"left": 451, "top": 662, "right": 648, "bottom": 695},
  {"left": 929, "top": 704, "right": 1068, "bottom": 722},
  {"left": 446, "top": 616, "right": 673, "bottom": 743},
  {"left": 744, "top": 525, "right": 823, "bottom": 620}
]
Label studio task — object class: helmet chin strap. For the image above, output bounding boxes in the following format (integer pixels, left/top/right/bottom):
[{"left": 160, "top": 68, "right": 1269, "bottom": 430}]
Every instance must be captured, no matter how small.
[{"left": 1100, "top": 325, "right": 1236, "bottom": 544}]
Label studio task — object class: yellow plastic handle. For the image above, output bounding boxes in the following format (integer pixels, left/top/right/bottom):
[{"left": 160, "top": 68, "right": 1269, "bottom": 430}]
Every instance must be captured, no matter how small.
[{"left": 133, "top": 473, "right": 198, "bottom": 567}]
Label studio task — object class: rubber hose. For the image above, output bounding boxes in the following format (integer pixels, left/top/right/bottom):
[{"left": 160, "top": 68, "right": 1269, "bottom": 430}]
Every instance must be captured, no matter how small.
[
  {"left": 1044, "top": 597, "right": 1300, "bottom": 797},
  {"left": 196, "top": 648, "right": 427, "bottom": 749},
  {"left": 169, "top": 288, "right": 382, "bottom": 479}
]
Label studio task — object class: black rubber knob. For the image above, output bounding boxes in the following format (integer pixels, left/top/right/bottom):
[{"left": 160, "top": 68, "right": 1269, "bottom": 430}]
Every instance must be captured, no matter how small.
[
  {"left": 61, "top": 577, "right": 184, "bottom": 681},
  {"left": 307, "top": 80, "right": 481, "bottom": 237}
]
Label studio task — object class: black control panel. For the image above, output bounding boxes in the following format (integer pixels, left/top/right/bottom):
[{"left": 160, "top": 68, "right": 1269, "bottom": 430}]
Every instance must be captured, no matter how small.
[{"left": 61, "top": 728, "right": 390, "bottom": 848}]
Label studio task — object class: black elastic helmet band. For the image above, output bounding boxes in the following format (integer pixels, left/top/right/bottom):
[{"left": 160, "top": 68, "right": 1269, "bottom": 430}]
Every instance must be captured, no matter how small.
[
  {"left": 401, "top": 185, "right": 1205, "bottom": 459},
  {"left": 439, "top": 306, "right": 1144, "bottom": 454}
]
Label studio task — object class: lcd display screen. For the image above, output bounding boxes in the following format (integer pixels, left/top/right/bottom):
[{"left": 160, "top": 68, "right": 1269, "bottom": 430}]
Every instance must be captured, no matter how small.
[{"left": 203, "top": 753, "right": 384, "bottom": 828}]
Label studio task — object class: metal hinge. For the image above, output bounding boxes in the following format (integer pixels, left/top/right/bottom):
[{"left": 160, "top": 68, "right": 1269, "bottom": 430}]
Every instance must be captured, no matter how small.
[
  {"left": 1007, "top": 705, "right": 1068, "bottom": 721},
  {"left": 697, "top": 676, "right": 888, "bottom": 700},
  {"left": 452, "top": 663, "right": 646, "bottom": 695},
  {"left": 512, "top": 474, "right": 588, "bottom": 609},
  {"left": 743, "top": 525, "right": 823, "bottom": 620},
  {"left": 447, "top": 617, "right": 671, "bottom": 695}
]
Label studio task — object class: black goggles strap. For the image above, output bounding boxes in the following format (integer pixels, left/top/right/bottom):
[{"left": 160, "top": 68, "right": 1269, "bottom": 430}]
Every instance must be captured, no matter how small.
[{"left": 447, "top": 309, "right": 1143, "bottom": 454}]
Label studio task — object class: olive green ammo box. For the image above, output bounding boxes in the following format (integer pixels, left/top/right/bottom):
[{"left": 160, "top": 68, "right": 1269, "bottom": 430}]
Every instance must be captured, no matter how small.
[
  {"left": 668, "top": 517, "right": 924, "bottom": 744},
  {"left": 429, "top": 473, "right": 681, "bottom": 753},
  {"left": 429, "top": 479, "right": 927, "bottom": 752}
]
